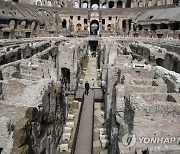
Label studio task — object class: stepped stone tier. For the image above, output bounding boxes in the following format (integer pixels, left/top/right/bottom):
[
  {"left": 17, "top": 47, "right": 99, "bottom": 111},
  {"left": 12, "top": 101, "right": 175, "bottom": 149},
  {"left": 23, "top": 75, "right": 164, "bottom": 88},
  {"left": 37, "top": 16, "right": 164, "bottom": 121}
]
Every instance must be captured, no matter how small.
[{"left": 0, "top": 0, "right": 180, "bottom": 154}]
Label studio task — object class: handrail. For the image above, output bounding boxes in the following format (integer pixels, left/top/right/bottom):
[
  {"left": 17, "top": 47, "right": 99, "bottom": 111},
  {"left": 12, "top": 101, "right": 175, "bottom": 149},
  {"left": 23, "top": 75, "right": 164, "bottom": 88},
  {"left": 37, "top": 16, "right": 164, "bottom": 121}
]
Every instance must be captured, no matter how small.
[{"left": 71, "top": 94, "right": 85, "bottom": 154}]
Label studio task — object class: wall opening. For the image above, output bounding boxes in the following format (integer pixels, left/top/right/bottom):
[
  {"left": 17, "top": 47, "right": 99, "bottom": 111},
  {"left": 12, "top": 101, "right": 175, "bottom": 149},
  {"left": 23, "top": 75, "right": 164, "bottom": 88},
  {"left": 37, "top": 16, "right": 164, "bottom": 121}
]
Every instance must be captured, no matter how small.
[
  {"left": 89, "top": 41, "right": 98, "bottom": 57},
  {"left": 102, "top": 2, "right": 106, "bottom": 8},
  {"left": 0, "top": 148, "right": 3, "bottom": 152},
  {"left": 74, "top": 1, "right": 80, "bottom": 8},
  {"left": 109, "top": 1, "right": 114, "bottom": 8},
  {"left": 169, "top": 23, "right": 179, "bottom": 30},
  {"left": 83, "top": 1, "right": 88, "bottom": 8},
  {"left": 160, "top": 23, "right": 168, "bottom": 29},
  {"left": 156, "top": 58, "right": 164, "bottom": 66},
  {"left": 126, "top": 0, "right": 131, "bottom": 7},
  {"left": 76, "top": 23, "right": 82, "bottom": 30},
  {"left": 26, "top": 32, "right": 31, "bottom": 38},
  {"left": 91, "top": 0, "right": 99, "bottom": 9},
  {"left": 122, "top": 20, "right": 126, "bottom": 32},
  {"left": 150, "top": 24, "right": 157, "bottom": 31},
  {"left": 90, "top": 20, "right": 99, "bottom": 35},
  {"left": 173, "top": 60, "right": 178, "bottom": 72},
  {"left": 61, "top": 68, "right": 70, "bottom": 86},
  {"left": 107, "top": 24, "right": 111, "bottom": 31},
  {"left": 3, "top": 32, "right": 10, "bottom": 39},
  {"left": 117, "top": 1, "right": 123, "bottom": 8},
  {"left": 62, "top": 19, "right": 67, "bottom": 29}
]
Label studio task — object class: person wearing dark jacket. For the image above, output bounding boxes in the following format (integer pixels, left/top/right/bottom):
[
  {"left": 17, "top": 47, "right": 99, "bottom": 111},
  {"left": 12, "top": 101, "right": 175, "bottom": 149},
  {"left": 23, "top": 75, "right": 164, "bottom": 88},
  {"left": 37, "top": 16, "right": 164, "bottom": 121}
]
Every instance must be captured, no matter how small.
[{"left": 85, "top": 81, "right": 90, "bottom": 95}]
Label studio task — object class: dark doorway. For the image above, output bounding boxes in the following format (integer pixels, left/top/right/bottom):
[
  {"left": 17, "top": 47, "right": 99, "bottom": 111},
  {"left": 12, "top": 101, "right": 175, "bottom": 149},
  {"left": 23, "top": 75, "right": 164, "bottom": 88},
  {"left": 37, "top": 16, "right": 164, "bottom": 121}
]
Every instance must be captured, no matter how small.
[
  {"left": 156, "top": 58, "right": 164, "bottom": 66},
  {"left": 173, "top": 60, "right": 178, "bottom": 72},
  {"left": 90, "top": 20, "right": 99, "bottom": 35},
  {"left": 89, "top": 41, "right": 98, "bottom": 57},
  {"left": 62, "top": 19, "right": 67, "bottom": 29},
  {"left": 109, "top": 1, "right": 114, "bottom": 8},
  {"left": 26, "top": 32, "right": 31, "bottom": 38},
  {"left": 0, "top": 148, "right": 3, "bottom": 153},
  {"left": 117, "top": 1, "right": 123, "bottom": 8},
  {"left": 61, "top": 68, "right": 70, "bottom": 83},
  {"left": 3, "top": 32, "right": 10, "bottom": 39}
]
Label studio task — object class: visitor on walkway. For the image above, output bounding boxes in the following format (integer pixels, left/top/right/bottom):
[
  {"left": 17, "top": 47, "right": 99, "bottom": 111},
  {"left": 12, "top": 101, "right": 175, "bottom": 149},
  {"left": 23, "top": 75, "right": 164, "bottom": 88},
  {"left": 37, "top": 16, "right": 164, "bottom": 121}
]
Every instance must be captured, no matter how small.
[
  {"left": 101, "top": 80, "right": 106, "bottom": 94},
  {"left": 91, "top": 79, "right": 95, "bottom": 90},
  {"left": 85, "top": 81, "right": 90, "bottom": 95}
]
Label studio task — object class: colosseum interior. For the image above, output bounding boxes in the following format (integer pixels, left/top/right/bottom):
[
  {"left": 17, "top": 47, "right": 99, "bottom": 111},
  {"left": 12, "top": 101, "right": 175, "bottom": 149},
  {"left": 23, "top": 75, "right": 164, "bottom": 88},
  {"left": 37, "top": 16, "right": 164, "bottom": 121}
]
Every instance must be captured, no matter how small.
[{"left": 0, "top": 0, "right": 180, "bottom": 154}]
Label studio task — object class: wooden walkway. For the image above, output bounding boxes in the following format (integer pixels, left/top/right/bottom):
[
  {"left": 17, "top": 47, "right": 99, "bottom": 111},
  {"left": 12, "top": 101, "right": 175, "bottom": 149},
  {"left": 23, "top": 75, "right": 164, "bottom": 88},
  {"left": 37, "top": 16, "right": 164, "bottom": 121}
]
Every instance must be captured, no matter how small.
[
  {"left": 74, "top": 90, "right": 94, "bottom": 154},
  {"left": 75, "top": 88, "right": 103, "bottom": 102}
]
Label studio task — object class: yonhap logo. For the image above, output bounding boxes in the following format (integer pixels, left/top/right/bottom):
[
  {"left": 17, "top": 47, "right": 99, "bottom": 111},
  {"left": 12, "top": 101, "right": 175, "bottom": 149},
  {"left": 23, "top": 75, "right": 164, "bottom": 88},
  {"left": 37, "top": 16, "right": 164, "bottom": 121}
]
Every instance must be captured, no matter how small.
[{"left": 122, "top": 133, "right": 136, "bottom": 147}]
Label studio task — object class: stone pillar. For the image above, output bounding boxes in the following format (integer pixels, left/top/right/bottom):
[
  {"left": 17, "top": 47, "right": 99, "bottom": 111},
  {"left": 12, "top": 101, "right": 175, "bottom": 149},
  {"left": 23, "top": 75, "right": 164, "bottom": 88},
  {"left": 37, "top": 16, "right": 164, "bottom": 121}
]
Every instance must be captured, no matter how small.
[{"left": 122, "top": 2, "right": 126, "bottom": 8}]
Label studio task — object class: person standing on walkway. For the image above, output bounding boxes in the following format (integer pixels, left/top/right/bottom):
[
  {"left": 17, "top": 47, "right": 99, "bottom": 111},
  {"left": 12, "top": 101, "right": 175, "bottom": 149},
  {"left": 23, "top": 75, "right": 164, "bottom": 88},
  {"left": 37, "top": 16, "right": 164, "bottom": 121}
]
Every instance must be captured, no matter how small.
[
  {"left": 85, "top": 81, "right": 90, "bottom": 95},
  {"left": 91, "top": 79, "right": 95, "bottom": 90},
  {"left": 101, "top": 80, "right": 106, "bottom": 94}
]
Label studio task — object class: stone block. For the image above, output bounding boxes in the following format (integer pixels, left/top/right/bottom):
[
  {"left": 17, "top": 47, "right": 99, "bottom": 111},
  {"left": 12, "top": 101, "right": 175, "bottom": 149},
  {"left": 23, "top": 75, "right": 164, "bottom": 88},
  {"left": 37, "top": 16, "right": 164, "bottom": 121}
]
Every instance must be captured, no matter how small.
[
  {"left": 100, "top": 135, "right": 108, "bottom": 141},
  {"left": 99, "top": 128, "right": 106, "bottom": 135},
  {"left": 66, "top": 122, "right": 74, "bottom": 128},
  {"left": 25, "top": 107, "right": 38, "bottom": 122},
  {"left": 60, "top": 144, "right": 68, "bottom": 152},
  {"left": 67, "top": 114, "right": 74, "bottom": 120},
  {"left": 63, "top": 127, "right": 72, "bottom": 133},
  {"left": 13, "top": 128, "right": 27, "bottom": 148},
  {"left": 63, "top": 133, "right": 71, "bottom": 141},
  {"left": 11, "top": 145, "right": 29, "bottom": 154},
  {"left": 100, "top": 139, "right": 109, "bottom": 148}
]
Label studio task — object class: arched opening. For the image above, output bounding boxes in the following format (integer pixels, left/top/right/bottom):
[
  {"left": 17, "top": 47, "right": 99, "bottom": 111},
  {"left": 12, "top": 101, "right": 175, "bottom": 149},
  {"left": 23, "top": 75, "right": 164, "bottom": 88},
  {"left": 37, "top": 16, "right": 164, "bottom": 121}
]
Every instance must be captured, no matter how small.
[
  {"left": 109, "top": 1, "right": 114, "bottom": 8},
  {"left": 126, "top": 0, "right": 131, "bottom": 8},
  {"left": 150, "top": 24, "right": 157, "bottom": 31},
  {"left": 117, "top": 1, "right": 123, "bottom": 8},
  {"left": 76, "top": 23, "right": 82, "bottom": 30},
  {"left": 122, "top": 19, "right": 126, "bottom": 32},
  {"left": 102, "top": 2, "right": 106, "bottom": 8},
  {"left": 83, "top": 1, "right": 88, "bottom": 8},
  {"left": 92, "top": 4, "right": 98, "bottom": 10},
  {"left": 138, "top": 25, "right": 142, "bottom": 30},
  {"left": 91, "top": 0, "right": 99, "bottom": 9},
  {"left": 74, "top": 1, "right": 80, "bottom": 8},
  {"left": 13, "top": 0, "right": 18, "bottom": 2},
  {"left": 128, "top": 19, "right": 132, "bottom": 31},
  {"left": 169, "top": 23, "right": 179, "bottom": 30},
  {"left": 61, "top": 68, "right": 70, "bottom": 90},
  {"left": 62, "top": 19, "right": 67, "bottom": 29},
  {"left": 90, "top": 20, "right": 99, "bottom": 35},
  {"left": 107, "top": 24, "right": 111, "bottom": 31},
  {"left": 160, "top": 23, "right": 168, "bottom": 29},
  {"left": 156, "top": 58, "right": 164, "bottom": 66}
]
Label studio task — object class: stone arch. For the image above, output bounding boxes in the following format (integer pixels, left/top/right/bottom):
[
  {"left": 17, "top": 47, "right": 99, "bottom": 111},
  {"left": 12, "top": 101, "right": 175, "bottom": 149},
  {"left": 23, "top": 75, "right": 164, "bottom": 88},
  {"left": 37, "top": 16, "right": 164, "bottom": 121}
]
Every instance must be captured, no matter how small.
[
  {"left": 90, "top": 19, "right": 99, "bottom": 35},
  {"left": 76, "top": 23, "right": 82, "bottom": 30},
  {"left": 91, "top": 0, "right": 99, "bottom": 9},
  {"left": 83, "top": 1, "right": 88, "bottom": 8},
  {"left": 21, "top": 21, "right": 27, "bottom": 29},
  {"left": 9, "top": 20, "right": 17, "bottom": 30},
  {"left": 117, "top": 0, "right": 123, "bottom": 8},
  {"left": 156, "top": 58, "right": 164, "bottom": 66},
  {"left": 109, "top": 1, "right": 114, "bottom": 8},
  {"left": 122, "top": 19, "right": 126, "bottom": 31},
  {"left": 102, "top": 2, "right": 106, "bottom": 8},
  {"left": 107, "top": 24, "right": 111, "bottom": 31},
  {"left": 74, "top": 1, "right": 80, "bottom": 8}
]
